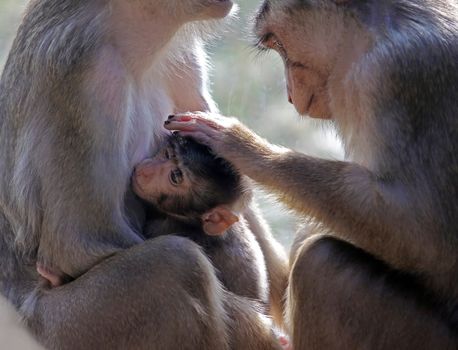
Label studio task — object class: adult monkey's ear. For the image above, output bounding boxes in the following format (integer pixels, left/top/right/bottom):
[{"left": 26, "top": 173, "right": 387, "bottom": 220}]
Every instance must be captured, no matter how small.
[{"left": 202, "top": 206, "right": 239, "bottom": 236}]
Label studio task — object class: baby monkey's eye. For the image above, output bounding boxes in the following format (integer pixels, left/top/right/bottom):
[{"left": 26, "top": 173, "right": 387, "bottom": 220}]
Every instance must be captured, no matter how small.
[{"left": 170, "top": 169, "right": 184, "bottom": 186}]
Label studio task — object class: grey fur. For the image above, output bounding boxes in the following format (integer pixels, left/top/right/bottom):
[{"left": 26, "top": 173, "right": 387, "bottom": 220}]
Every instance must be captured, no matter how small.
[{"left": 0, "top": 0, "right": 287, "bottom": 348}]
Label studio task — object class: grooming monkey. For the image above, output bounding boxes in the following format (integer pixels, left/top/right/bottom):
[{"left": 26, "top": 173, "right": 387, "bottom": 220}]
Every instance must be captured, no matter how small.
[
  {"left": 166, "top": 0, "right": 458, "bottom": 349},
  {"left": 133, "top": 134, "right": 268, "bottom": 302},
  {"left": 0, "top": 0, "right": 287, "bottom": 348}
]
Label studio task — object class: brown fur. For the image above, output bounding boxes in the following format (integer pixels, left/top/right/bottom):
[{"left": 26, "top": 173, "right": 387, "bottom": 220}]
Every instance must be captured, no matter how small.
[
  {"left": 145, "top": 213, "right": 270, "bottom": 304},
  {"left": 0, "top": 0, "right": 287, "bottom": 348},
  {"left": 135, "top": 134, "right": 287, "bottom": 322},
  {"left": 166, "top": 0, "right": 458, "bottom": 348}
]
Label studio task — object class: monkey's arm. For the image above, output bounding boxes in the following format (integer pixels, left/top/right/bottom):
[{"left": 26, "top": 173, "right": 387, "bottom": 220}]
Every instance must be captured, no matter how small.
[
  {"left": 243, "top": 204, "right": 289, "bottom": 328},
  {"left": 32, "top": 50, "right": 147, "bottom": 277},
  {"left": 166, "top": 42, "right": 218, "bottom": 113},
  {"left": 166, "top": 113, "right": 446, "bottom": 274}
]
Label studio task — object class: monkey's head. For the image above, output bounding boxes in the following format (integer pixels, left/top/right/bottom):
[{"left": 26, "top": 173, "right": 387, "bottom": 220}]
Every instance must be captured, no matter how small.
[
  {"left": 133, "top": 135, "right": 251, "bottom": 235},
  {"left": 254, "top": 0, "right": 445, "bottom": 119},
  {"left": 254, "top": 0, "right": 374, "bottom": 119}
]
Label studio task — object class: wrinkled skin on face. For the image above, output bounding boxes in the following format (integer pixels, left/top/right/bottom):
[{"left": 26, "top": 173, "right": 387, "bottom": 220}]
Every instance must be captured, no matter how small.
[{"left": 253, "top": 0, "right": 371, "bottom": 119}]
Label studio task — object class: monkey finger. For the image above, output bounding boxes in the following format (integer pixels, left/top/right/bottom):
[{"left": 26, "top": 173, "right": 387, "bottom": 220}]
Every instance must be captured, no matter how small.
[
  {"left": 165, "top": 119, "right": 218, "bottom": 136},
  {"left": 177, "top": 131, "right": 213, "bottom": 147},
  {"left": 164, "top": 120, "right": 199, "bottom": 132},
  {"left": 168, "top": 112, "right": 208, "bottom": 123},
  {"left": 168, "top": 113, "right": 222, "bottom": 130}
]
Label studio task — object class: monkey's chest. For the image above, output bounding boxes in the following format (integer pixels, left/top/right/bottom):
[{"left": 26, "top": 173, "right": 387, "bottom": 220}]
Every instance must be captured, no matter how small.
[{"left": 127, "top": 85, "right": 174, "bottom": 166}]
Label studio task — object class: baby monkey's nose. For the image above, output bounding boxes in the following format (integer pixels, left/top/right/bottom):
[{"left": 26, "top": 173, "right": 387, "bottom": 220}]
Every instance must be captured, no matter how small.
[{"left": 135, "top": 159, "right": 156, "bottom": 180}]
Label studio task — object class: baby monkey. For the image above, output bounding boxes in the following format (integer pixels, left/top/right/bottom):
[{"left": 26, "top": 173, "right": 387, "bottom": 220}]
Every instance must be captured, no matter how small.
[
  {"left": 133, "top": 134, "right": 268, "bottom": 303},
  {"left": 133, "top": 134, "right": 246, "bottom": 237}
]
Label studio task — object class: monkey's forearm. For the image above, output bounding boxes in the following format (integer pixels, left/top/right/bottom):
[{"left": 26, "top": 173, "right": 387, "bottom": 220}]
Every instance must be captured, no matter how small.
[
  {"left": 35, "top": 139, "right": 144, "bottom": 276},
  {"left": 224, "top": 127, "right": 443, "bottom": 272},
  {"left": 243, "top": 204, "right": 289, "bottom": 327},
  {"left": 168, "top": 46, "right": 217, "bottom": 114}
]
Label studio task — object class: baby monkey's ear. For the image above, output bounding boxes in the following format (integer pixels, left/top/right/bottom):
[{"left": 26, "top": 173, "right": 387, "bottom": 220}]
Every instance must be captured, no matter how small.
[{"left": 202, "top": 206, "right": 239, "bottom": 236}]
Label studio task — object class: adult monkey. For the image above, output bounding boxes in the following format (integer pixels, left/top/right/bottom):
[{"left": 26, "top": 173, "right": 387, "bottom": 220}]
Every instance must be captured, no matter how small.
[
  {"left": 167, "top": 0, "right": 458, "bottom": 348},
  {"left": 0, "top": 0, "right": 287, "bottom": 348}
]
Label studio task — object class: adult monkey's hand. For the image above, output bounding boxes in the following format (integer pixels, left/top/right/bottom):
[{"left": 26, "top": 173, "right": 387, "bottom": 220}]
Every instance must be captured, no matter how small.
[{"left": 165, "top": 112, "right": 288, "bottom": 175}]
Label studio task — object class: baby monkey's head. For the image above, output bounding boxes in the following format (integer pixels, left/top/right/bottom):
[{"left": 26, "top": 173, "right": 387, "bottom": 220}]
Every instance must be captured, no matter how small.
[{"left": 133, "top": 135, "right": 251, "bottom": 235}]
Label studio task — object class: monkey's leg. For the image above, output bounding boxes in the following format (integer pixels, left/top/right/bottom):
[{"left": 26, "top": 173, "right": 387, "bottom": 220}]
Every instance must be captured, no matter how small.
[
  {"left": 167, "top": 47, "right": 217, "bottom": 114},
  {"left": 244, "top": 204, "right": 289, "bottom": 328},
  {"left": 27, "top": 236, "right": 230, "bottom": 350},
  {"left": 289, "top": 235, "right": 457, "bottom": 350},
  {"left": 289, "top": 224, "right": 318, "bottom": 266},
  {"left": 224, "top": 294, "right": 283, "bottom": 350}
]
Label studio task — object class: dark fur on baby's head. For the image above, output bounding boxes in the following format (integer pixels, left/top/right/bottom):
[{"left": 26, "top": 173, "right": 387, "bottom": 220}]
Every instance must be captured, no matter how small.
[{"left": 155, "top": 135, "right": 250, "bottom": 219}]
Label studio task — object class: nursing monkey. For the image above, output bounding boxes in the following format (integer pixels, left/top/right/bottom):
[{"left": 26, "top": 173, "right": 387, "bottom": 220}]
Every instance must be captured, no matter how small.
[{"left": 0, "top": 0, "right": 287, "bottom": 348}]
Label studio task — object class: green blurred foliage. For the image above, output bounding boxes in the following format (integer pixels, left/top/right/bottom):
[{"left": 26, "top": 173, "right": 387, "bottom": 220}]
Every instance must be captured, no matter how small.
[{"left": 0, "top": 0, "right": 343, "bottom": 249}]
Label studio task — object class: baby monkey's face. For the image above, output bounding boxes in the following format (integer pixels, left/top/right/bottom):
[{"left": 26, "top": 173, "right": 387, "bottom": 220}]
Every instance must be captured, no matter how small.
[
  {"left": 133, "top": 142, "right": 192, "bottom": 205},
  {"left": 133, "top": 135, "right": 244, "bottom": 235}
]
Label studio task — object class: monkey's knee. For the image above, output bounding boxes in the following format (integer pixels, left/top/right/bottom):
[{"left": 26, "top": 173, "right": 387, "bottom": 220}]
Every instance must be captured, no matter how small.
[
  {"left": 35, "top": 236, "right": 229, "bottom": 350},
  {"left": 146, "top": 236, "right": 229, "bottom": 349},
  {"left": 289, "top": 224, "right": 320, "bottom": 265},
  {"left": 129, "top": 236, "right": 227, "bottom": 316},
  {"left": 147, "top": 235, "right": 221, "bottom": 290},
  {"left": 290, "top": 235, "right": 345, "bottom": 290},
  {"left": 288, "top": 236, "right": 458, "bottom": 350},
  {"left": 288, "top": 235, "right": 358, "bottom": 330},
  {"left": 147, "top": 235, "right": 209, "bottom": 270},
  {"left": 289, "top": 235, "right": 381, "bottom": 306}
]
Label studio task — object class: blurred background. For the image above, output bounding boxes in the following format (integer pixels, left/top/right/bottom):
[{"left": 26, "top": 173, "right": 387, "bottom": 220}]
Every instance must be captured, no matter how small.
[{"left": 0, "top": 0, "right": 344, "bottom": 250}]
